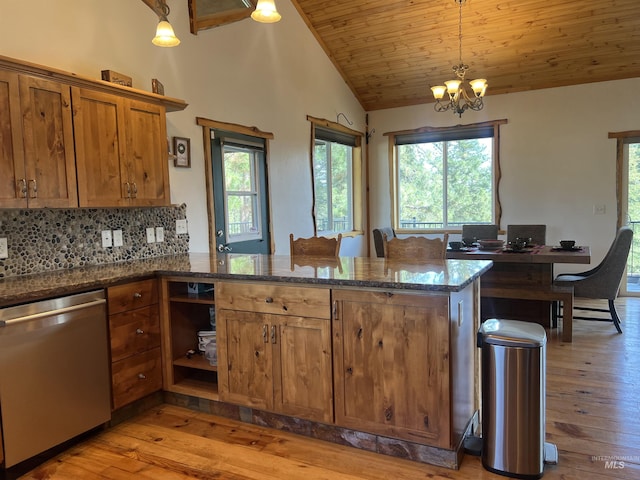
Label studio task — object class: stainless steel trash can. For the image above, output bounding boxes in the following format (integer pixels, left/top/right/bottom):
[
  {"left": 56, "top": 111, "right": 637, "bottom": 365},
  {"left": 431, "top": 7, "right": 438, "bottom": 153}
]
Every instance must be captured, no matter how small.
[{"left": 478, "top": 319, "right": 547, "bottom": 479}]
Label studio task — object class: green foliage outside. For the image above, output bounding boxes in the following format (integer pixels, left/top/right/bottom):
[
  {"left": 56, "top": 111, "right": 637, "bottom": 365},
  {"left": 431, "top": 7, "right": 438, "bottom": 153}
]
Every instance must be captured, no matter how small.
[
  {"left": 224, "top": 151, "right": 258, "bottom": 235},
  {"left": 314, "top": 141, "right": 353, "bottom": 233},
  {"left": 628, "top": 144, "right": 640, "bottom": 277},
  {"left": 397, "top": 138, "right": 493, "bottom": 228}
]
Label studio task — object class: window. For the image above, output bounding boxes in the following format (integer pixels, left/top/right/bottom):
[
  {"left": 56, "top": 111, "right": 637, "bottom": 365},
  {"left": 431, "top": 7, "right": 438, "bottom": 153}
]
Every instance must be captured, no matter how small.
[
  {"left": 388, "top": 120, "right": 506, "bottom": 232},
  {"left": 308, "top": 116, "right": 363, "bottom": 236}
]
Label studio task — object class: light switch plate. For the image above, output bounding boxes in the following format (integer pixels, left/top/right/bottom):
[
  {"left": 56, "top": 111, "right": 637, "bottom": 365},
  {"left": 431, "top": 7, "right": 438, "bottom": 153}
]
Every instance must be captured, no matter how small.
[
  {"left": 156, "top": 226, "right": 164, "bottom": 242},
  {"left": 0, "top": 238, "right": 7, "bottom": 259},
  {"left": 113, "top": 229, "right": 123, "bottom": 247},
  {"left": 176, "top": 219, "right": 188, "bottom": 235},
  {"left": 101, "top": 230, "right": 112, "bottom": 248},
  {"left": 146, "top": 227, "right": 156, "bottom": 243}
]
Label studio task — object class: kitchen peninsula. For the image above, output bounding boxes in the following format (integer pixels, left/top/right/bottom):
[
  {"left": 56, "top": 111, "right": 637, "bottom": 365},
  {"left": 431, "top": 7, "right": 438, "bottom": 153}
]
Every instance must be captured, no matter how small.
[{"left": 0, "top": 253, "right": 491, "bottom": 470}]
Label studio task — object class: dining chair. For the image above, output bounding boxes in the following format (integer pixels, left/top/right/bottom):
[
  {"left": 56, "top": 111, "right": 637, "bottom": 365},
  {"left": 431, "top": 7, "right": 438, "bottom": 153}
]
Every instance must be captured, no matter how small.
[
  {"left": 289, "top": 233, "right": 342, "bottom": 257},
  {"left": 553, "top": 226, "right": 633, "bottom": 334},
  {"left": 507, "top": 224, "right": 547, "bottom": 245},
  {"left": 461, "top": 224, "right": 498, "bottom": 241},
  {"left": 383, "top": 233, "right": 449, "bottom": 260},
  {"left": 372, "top": 227, "right": 396, "bottom": 257}
]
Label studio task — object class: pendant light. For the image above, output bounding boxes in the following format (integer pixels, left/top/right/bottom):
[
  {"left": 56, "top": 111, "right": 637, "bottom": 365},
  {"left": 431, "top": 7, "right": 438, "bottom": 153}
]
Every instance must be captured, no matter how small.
[
  {"left": 152, "top": 0, "right": 180, "bottom": 47},
  {"left": 251, "top": 0, "right": 282, "bottom": 23}
]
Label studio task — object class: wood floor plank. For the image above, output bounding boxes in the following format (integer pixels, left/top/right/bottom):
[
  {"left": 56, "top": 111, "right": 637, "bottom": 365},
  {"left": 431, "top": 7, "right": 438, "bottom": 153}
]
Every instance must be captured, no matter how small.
[{"left": 20, "top": 296, "right": 640, "bottom": 480}]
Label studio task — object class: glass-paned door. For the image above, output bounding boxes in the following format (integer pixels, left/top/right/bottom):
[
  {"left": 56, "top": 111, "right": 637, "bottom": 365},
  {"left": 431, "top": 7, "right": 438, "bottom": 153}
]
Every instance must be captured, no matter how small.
[
  {"left": 211, "top": 132, "right": 270, "bottom": 254},
  {"left": 624, "top": 142, "right": 640, "bottom": 294}
]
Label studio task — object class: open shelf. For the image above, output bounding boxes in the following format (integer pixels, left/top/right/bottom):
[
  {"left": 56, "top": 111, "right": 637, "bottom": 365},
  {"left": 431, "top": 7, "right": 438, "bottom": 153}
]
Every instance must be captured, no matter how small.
[
  {"left": 173, "top": 354, "right": 217, "bottom": 372},
  {"left": 164, "top": 278, "right": 218, "bottom": 401}
]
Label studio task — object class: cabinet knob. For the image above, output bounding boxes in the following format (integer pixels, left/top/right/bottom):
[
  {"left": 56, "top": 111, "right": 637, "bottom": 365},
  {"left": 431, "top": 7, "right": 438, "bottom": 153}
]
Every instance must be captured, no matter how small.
[
  {"left": 133, "top": 292, "right": 142, "bottom": 299},
  {"left": 265, "top": 297, "right": 273, "bottom": 303},
  {"left": 137, "top": 373, "right": 146, "bottom": 380},
  {"left": 135, "top": 328, "right": 144, "bottom": 335}
]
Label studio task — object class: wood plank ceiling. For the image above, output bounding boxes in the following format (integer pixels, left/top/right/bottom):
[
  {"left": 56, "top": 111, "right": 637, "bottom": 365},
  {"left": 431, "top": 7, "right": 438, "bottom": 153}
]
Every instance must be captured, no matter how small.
[{"left": 289, "top": 0, "right": 640, "bottom": 111}]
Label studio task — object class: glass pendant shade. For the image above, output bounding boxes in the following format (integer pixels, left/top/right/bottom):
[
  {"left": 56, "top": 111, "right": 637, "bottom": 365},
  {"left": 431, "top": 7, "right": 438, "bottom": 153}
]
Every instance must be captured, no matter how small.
[
  {"left": 251, "top": 0, "right": 282, "bottom": 23},
  {"left": 152, "top": 19, "right": 180, "bottom": 47}
]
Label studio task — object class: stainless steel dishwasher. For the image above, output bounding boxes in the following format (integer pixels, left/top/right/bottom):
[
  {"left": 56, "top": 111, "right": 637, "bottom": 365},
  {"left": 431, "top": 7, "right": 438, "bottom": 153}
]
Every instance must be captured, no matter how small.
[{"left": 0, "top": 290, "right": 111, "bottom": 468}]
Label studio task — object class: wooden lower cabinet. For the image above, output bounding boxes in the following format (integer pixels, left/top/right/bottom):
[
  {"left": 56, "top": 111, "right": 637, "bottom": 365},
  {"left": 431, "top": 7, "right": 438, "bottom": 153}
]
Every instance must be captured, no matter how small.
[
  {"left": 108, "top": 279, "right": 162, "bottom": 410},
  {"left": 216, "top": 282, "right": 333, "bottom": 423},
  {"left": 332, "top": 289, "right": 456, "bottom": 449}
]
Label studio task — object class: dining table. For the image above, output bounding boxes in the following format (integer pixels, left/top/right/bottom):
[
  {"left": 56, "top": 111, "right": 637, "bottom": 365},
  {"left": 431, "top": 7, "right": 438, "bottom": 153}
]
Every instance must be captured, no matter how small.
[{"left": 446, "top": 244, "right": 591, "bottom": 341}]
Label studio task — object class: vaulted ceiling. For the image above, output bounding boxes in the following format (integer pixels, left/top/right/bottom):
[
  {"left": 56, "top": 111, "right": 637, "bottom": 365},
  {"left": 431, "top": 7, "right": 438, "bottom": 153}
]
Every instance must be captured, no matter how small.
[{"left": 289, "top": 0, "right": 640, "bottom": 111}]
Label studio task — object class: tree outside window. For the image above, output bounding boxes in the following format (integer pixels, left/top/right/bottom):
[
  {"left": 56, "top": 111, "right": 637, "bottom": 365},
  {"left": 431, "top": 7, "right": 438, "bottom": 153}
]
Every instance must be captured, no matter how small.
[
  {"left": 308, "top": 117, "right": 363, "bottom": 236},
  {"left": 389, "top": 120, "right": 505, "bottom": 232}
]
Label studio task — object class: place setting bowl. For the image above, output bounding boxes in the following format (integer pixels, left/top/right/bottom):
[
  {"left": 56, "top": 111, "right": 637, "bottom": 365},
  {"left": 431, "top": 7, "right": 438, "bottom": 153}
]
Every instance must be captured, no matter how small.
[{"left": 477, "top": 239, "right": 505, "bottom": 250}]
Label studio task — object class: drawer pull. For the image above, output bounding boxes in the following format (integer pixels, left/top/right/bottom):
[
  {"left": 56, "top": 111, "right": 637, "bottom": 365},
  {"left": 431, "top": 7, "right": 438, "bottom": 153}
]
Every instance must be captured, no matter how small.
[
  {"left": 137, "top": 373, "right": 146, "bottom": 380},
  {"left": 133, "top": 292, "right": 142, "bottom": 299},
  {"left": 135, "top": 328, "right": 144, "bottom": 335},
  {"left": 262, "top": 324, "right": 268, "bottom": 343},
  {"left": 265, "top": 297, "right": 273, "bottom": 304},
  {"left": 270, "top": 325, "right": 277, "bottom": 344}
]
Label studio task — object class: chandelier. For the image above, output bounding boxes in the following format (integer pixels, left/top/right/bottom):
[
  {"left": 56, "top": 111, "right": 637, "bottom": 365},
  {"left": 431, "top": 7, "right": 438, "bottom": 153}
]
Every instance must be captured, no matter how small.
[
  {"left": 430, "top": 0, "right": 487, "bottom": 117},
  {"left": 151, "top": 0, "right": 180, "bottom": 47}
]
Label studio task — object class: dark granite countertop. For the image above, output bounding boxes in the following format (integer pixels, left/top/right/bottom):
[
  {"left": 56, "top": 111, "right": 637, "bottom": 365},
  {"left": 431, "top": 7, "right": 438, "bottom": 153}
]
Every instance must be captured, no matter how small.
[{"left": 0, "top": 253, "right": 492, "bottom": 307}]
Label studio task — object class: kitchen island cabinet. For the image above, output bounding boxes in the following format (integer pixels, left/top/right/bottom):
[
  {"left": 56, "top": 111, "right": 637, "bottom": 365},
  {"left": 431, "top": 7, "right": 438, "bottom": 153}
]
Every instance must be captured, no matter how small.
[
  {"left": 216, "top": 282, "right": 333, "bottom": 423},
  {"left": 0, "top": 253, "right": 491, "bottom": 470}
]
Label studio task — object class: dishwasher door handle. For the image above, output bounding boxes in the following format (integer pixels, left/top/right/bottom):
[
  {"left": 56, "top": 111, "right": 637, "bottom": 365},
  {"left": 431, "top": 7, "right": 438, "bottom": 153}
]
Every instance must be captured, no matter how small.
[{"left": 0, "top": 298, "right": 106, "bottom": 327}]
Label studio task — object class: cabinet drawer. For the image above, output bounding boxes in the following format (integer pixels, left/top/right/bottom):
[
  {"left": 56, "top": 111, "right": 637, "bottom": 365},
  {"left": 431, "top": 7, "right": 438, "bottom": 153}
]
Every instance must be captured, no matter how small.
[
  {"left": 217, "top": 282, "right": 330, "bottom": 319},
  {"left": 108, "top": 279, "right": 158, "bottom": 314},
  {"left": 109, "top": 304, "right": 160, "bottom": 362},
  {"left": 111, "top": 347, "right": 162, "bottom": 410}
]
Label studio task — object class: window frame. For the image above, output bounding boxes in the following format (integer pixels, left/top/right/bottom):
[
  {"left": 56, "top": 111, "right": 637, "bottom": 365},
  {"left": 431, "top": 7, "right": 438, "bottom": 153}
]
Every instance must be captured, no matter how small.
[
  {"left": 307, "top": 115, "right": 364, "bottom": 238},
  {"left": 385, "top": 119, "right": 506, "bottom": 234}
]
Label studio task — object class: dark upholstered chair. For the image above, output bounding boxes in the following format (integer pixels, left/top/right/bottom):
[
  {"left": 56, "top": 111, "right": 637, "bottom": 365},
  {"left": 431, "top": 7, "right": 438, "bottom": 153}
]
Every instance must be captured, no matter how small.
[
  {"left": 461, "top": 224, "right": 498, "bottom": 241},
  {"left": 383, "top": 233, "right": 449, "bottom": 260},
  {"left": 373, "top": 227, "right": 396, "bottom": 257},
  {"left": 553, "top": 226, "right": 633, "bottom": 334},
  {"left": 289, "top": 233, "right": 342, "bottom": 257},
  {"left": 507, "top": 224, "right": 547, "bottom": 246}
]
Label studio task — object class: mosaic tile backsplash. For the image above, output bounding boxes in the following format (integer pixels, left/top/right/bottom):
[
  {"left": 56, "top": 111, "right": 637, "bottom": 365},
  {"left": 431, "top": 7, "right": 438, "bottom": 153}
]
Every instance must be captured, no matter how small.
[{"left": 0, "top": 205, "right": 189, "bottom": 278}]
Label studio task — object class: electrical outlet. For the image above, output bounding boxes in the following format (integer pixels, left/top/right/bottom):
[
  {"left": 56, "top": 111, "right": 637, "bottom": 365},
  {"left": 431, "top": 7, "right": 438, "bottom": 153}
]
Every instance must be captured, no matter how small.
[
  {"left": 113, "top": 229, "right": 123, "bottom": 247},
  {"left": 156, "top": 226, "right": 164, "bottom": 242},
  {"left": 0, "top": 238, "right": 8, "bottom": 259},
  {"left": 176, "top": 219, "right": 188, "bottom": 235},
  {"left": 146, "top": 227, "right": 156, "bottom": 243},
  {"left": 101, "top": 230, "right": 112, "bottom": 248}
]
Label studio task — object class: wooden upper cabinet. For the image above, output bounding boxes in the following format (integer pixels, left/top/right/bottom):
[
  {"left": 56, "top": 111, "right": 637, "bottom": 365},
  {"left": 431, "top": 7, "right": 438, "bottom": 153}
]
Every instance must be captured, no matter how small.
[
  {"left": 126, "top": 100, "right": 170, "bottom": 206},
  {"left": 73, "top": 88, "right": 170, "bottom": 207},
  {"left": 0, "top": 72, "right": 77, "bottom": 208},
  {"left": 0, "top": 71, "right": 26, "bottom": 208}
]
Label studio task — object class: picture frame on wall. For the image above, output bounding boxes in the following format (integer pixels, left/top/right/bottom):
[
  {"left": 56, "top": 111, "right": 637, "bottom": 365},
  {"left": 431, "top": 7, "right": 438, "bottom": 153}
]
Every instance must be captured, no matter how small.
[{"left": 173, "top": 137, "right": 191, "bottom": 168}]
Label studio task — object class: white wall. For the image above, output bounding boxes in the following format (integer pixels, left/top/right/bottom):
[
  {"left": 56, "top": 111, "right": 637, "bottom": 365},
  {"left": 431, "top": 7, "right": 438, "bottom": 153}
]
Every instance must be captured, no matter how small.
[
  {"left": 368, "top": 78, "right": 640, "bottom": 269},
  {"left": 0, "top": 0, "right": 365, "bottom": 255}
]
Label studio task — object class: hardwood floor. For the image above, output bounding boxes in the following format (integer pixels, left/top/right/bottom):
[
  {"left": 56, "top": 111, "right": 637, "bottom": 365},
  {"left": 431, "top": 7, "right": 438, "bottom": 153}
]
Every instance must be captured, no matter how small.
[{"left": 20, "top": 297, "right": 640, "bottom": 479}]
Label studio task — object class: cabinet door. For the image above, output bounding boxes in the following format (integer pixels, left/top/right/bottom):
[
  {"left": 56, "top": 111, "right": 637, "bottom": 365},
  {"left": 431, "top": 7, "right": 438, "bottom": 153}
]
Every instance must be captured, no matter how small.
[
  {"left": 217, "top": 309, "right": 273, "bottom": 410},
  {"left": 0, "top": 71, "right": 26, "bottom": 207},
  {"left": 72, "top": 87, "right": 129, "bottom": 207},
  {"left": 19, "top": 75, "right": 77, "bottom": 208},
  {"left": 333, "top": 290, "right": 452, "bottom": 448},
  {"left": 273, "top": 316, "right": 333, "bottom": 423},
  {"left": 125, "top": 100, "right": 169, "bottom": 206}
]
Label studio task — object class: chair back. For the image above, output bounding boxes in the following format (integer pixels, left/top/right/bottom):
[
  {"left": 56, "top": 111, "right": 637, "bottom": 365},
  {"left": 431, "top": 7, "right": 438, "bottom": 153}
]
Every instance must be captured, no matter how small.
[
  {"left": 372, "top": 227, "right": 396, "bottom": 257},
  {"left": 289, "top": 233, "right": 342, "bottom": 257},
  {"left": 507, "top": 224, "right": 546, "bottom": 245},
  {"left": 383, "top": 233, "right": 449, "bottom": 261},
  {"left": 576, "top": 226, "right": 633, "bottom": 299},
  {"left": 462, "top": 224, "right": 498, "bottom": 241}
]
